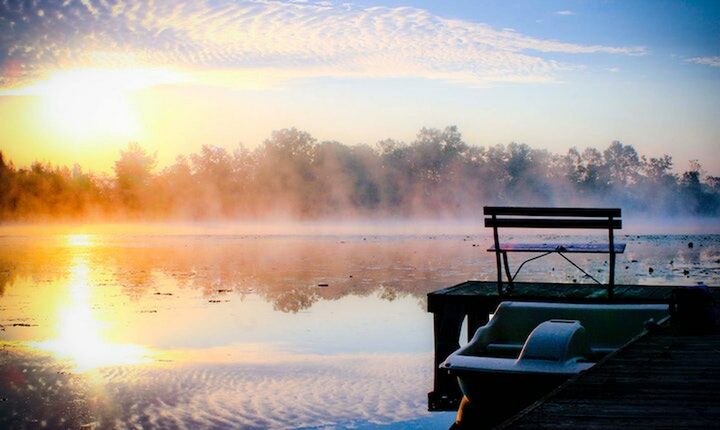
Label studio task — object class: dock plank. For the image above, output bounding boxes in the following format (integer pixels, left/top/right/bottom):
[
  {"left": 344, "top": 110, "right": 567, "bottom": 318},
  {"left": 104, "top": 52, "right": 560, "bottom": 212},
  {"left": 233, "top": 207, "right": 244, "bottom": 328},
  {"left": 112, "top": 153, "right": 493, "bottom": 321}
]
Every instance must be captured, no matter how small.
[{"left": 501, "top": 323, "right": 720, "bottom": 429}]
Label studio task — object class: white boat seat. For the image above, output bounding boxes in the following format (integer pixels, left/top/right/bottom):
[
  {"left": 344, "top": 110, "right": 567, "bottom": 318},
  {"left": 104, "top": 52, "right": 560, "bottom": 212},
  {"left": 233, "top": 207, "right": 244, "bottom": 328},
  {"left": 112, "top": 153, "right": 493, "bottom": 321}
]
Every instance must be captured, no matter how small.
[
  {"left": 443, "top": 320, "right": 595, "bottom": 375},
  {"left": 519, "top": 320, "right": 591, "bottom": 362}
]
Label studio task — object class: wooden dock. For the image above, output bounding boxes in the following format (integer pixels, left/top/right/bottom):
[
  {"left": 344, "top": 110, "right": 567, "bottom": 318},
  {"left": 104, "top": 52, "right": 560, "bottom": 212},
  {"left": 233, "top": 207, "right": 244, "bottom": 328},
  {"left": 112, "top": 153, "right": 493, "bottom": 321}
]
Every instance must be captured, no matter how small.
[
  {"left": 501, "top": 322, "right": 720, "bottom": 429},
  {"left": 427, "top": 280, "right": 677, "bottom": 411}
]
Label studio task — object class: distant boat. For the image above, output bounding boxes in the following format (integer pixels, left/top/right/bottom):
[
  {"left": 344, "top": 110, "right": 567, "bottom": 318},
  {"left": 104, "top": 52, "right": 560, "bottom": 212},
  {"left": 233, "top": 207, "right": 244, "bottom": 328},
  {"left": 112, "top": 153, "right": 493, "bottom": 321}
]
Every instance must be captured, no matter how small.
[{"left": 440, "top": 301, "right": 669, "bottom": 405}]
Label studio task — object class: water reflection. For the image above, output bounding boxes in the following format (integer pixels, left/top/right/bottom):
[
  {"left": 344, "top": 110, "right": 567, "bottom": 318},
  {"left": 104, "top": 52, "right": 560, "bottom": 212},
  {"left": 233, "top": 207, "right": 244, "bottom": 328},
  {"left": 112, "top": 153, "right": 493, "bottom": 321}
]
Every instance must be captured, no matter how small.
[
  {"left": 66, "top": 233, "right": 94, "bottom": 248},
  {"left": 32, "top": 256, "right": 151, "bottom": 371},
  {"left": 1, "top": 233, "right": 463, "bottom": 428},
  {"left": 0, "top": 232, "right": 718, "bottom": 429}
]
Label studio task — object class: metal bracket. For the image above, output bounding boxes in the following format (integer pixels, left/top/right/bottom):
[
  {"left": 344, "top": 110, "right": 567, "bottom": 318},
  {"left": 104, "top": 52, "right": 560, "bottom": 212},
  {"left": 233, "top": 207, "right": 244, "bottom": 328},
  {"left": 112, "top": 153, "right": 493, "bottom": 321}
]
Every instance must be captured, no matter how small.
[{"left": 508, "top": 250, "right": 602, "bottom": 285}]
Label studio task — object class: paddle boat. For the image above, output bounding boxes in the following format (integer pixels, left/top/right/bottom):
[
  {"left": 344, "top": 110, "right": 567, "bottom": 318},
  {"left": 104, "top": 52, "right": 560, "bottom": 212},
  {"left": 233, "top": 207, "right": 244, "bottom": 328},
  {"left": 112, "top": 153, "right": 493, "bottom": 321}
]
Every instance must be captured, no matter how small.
[{"left": 440, "top": 301, "right": 669, "bottom": 405}]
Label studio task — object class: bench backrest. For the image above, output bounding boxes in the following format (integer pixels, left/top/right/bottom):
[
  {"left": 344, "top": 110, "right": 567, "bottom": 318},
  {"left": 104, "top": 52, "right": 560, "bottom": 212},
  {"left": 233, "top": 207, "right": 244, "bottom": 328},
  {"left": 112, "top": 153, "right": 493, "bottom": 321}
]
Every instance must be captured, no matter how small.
[{"left": 484, "top": 206, "right": 622, "bottom": 230}]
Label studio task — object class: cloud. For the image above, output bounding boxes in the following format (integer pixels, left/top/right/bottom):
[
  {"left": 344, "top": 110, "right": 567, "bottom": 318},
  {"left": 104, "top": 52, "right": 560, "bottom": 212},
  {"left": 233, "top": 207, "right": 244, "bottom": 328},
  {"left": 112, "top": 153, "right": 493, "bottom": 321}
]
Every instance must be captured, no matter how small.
[
  {"left": 555, "top": 10, "right": 575, "bottom": 16},
  {"left": 0, "top": 0, "right": 646, "bottom": 89},
  {"left": 686, "top": 56, "right": 720, "bottom": 68},
  {"left": 606, "top": 67, "right": 621, "bottom": 73}
]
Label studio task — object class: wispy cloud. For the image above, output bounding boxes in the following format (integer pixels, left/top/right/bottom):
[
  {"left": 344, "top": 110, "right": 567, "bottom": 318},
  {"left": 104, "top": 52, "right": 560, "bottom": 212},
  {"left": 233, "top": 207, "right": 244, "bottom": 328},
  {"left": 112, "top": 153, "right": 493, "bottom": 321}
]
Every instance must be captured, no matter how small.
[
  {"left": 686, "top": 56, "right": 720, "bottom": 68},
  {"left": 0, "top": 0, "right": 645, "bottom": 89},
  {"left": 606, "top": 67, "right": 621, "bottom": 73},
  {"left": 555, "top": 10, "right": 575, "bottom": 16}
]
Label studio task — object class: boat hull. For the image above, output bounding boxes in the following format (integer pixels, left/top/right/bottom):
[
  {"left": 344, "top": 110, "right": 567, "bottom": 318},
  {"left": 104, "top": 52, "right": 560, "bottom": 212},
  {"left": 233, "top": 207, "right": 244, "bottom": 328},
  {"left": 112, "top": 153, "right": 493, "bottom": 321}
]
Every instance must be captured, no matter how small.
[{"left": 455, "top": 368, "right": 571, "bottom": 405}]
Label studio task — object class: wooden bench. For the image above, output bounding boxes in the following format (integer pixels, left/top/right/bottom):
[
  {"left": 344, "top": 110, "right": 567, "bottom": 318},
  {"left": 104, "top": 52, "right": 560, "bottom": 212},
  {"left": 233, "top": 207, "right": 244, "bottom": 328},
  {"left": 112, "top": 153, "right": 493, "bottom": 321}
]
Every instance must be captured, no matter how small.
[{"left": 484, "top": 206, "right": 625, "bottom": 298}]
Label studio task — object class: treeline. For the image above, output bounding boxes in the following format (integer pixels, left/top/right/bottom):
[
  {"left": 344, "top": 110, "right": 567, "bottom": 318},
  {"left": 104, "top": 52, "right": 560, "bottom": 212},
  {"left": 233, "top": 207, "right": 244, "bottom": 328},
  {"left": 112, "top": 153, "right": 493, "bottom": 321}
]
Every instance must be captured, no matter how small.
[{"left": 1, "top": 126, "right": 719, "bottom": 220}]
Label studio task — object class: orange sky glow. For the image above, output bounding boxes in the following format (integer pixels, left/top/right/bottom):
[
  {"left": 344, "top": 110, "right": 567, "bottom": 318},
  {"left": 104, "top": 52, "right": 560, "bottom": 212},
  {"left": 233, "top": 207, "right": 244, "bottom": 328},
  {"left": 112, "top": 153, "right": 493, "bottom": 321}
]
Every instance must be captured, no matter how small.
[{"left": 1, "top": 1, "right": 718, "bottom": 174}]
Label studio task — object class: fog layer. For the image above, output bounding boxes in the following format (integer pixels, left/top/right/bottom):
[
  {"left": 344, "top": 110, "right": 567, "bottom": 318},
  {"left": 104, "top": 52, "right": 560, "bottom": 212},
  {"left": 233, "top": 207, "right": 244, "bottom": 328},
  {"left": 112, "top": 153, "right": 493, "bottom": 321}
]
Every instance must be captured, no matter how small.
[{"left": 1, "top": 126, "right": 718, "bottom": 220}]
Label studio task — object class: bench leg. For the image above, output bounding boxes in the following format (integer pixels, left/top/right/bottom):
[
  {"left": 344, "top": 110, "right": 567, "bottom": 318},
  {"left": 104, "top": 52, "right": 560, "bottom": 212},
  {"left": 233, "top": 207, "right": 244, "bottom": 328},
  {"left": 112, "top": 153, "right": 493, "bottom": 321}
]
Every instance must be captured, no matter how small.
[
  {"left": 608, "top": 222, "right": 616, "bottom": 299},
  {"left": 502, "top": 251, "right": 514, "bottom": 292},
  {"left": 608, "top": 250, "right": 616, "bottom": 299}
]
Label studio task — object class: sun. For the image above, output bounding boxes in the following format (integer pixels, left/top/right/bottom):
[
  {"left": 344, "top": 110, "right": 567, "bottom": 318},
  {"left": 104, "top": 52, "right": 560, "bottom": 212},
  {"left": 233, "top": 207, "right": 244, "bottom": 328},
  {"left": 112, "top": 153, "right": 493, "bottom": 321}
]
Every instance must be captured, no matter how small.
[
  {"left": 23, "top": 68, "right": 186, "bottom": 142},
  {"left": 38, "top": 69, "right": 140, "bottom": 140}
]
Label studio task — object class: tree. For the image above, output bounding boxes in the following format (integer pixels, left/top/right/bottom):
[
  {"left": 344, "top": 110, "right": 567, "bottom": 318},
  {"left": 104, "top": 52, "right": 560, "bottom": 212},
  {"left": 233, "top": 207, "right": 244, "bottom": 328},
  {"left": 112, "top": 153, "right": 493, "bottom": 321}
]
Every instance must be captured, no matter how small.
[
  {"left": 253, "top": 128, "right": 318, "bottom": 216},
  {"left": 603, "top": 141, "right": 640, "bottom": 188},
  {"left": 114, "top": 143, "right": 156, "bottom": 212}
]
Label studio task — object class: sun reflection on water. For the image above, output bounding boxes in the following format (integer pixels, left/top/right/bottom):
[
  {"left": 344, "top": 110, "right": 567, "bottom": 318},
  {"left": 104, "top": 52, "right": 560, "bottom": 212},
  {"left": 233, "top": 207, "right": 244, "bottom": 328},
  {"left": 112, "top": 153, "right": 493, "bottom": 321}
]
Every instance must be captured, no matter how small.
[
  {"left": 66, "top": 233, "right": 94, "bottom": 248},
  {"left": 32, "top": 255, "right": 151, "bottom": 372}
]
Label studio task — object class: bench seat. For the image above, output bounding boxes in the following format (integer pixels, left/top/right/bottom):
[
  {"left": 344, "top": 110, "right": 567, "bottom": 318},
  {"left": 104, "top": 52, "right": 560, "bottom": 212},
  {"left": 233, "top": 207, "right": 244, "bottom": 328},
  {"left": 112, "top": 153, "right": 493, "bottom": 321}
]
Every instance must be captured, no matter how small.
[{"left": 488, "top": 243, "right": 626, "bottom": 253}]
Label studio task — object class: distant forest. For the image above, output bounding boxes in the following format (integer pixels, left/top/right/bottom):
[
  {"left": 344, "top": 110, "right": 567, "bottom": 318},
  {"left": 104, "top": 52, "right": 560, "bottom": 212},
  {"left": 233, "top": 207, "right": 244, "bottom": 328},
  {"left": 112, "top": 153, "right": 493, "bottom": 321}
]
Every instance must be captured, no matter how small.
[{"left": 1, "top": 126, "right": 719, "bottom": 221}]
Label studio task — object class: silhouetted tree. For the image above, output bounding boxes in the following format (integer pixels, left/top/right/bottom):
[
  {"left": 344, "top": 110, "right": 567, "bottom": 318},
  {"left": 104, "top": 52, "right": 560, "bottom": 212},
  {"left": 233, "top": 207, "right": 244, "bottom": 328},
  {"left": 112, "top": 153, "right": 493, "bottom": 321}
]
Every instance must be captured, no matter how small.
[
  {"left": 1, "top": 127, "right": 719, "bottom": 220},
  {"left": 115, "top": 143, "right": 156, "bottom": 213},
  {"left": 604, "top": 141, "right": 640, "bottom": 188}
]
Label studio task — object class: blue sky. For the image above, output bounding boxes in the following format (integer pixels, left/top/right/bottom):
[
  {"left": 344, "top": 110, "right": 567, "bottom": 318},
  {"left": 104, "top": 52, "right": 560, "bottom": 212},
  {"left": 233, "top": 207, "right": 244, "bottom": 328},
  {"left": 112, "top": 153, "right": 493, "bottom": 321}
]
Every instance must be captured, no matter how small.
[{"left": 0, "top": 0, "right": 718, "bottom": 173}]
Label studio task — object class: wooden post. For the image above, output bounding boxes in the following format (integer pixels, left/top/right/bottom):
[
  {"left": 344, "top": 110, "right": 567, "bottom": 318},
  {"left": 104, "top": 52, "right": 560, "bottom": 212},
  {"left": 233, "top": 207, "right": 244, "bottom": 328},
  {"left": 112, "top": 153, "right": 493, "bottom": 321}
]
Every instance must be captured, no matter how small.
[{"left": 429, "top": 300, "right": 468, "bottom": 411}]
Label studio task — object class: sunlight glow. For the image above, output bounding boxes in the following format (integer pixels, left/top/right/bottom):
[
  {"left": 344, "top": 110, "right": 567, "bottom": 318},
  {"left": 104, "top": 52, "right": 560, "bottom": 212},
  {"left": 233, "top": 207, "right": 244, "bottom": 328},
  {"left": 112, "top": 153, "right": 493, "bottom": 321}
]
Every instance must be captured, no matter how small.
[
  {"left": 66, "top": 233, "right": 94, "bottom": 248},
  {"left": 33, "top": 256, "right": 151, "bottom": 372},
  {"left": 14, "top": 68, "right": 187, "bottom": 142}
]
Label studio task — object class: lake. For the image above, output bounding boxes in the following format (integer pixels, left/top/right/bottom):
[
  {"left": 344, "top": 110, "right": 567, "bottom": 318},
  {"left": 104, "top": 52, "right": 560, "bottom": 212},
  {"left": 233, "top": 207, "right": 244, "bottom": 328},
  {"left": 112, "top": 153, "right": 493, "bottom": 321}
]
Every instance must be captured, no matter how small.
[{"left": 1, "top": 226, "right": 719, "bottom": 429}]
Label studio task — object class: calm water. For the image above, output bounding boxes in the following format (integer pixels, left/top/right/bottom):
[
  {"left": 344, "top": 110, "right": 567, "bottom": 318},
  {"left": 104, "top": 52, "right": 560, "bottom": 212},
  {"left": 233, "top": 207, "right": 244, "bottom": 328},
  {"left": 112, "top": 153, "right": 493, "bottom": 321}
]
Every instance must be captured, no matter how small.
[{"left": 1, "top": 229, "right": 719, "bottom": 429}]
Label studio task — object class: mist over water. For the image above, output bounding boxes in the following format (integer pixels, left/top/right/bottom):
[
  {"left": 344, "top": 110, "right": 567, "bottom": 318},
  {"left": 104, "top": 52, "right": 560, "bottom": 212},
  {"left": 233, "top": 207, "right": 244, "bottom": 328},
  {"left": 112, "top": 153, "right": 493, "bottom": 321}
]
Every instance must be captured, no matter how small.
[{"left": 1, "top": 126, "right": 719, "bottom": 222}]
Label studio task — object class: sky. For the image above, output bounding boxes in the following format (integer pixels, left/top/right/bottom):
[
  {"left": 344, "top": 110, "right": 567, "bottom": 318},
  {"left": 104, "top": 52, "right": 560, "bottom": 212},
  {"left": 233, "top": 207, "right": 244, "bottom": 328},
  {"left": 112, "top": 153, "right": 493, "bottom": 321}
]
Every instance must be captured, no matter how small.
[{"left": 0, "top": 0, "right": 718, "bottom": 173}]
